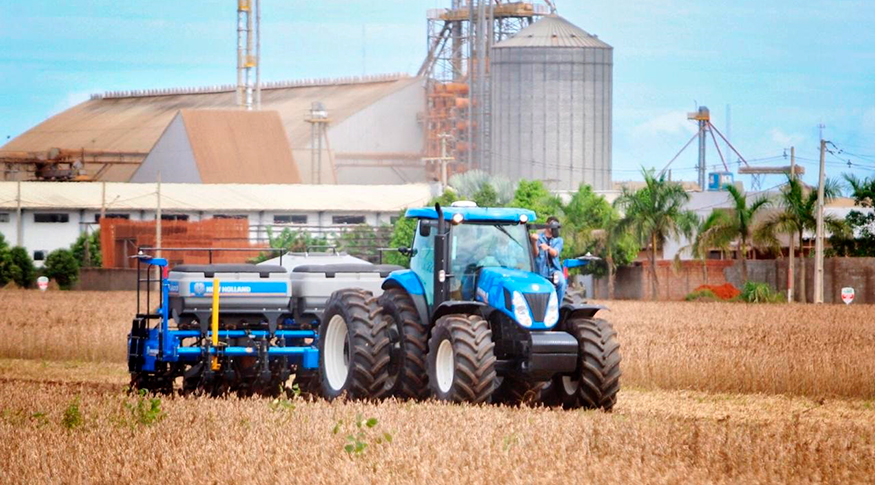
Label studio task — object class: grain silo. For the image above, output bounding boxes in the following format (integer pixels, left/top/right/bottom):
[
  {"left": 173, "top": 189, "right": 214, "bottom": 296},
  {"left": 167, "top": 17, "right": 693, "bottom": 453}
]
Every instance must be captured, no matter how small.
[{"left": 490, "top": 15, "right": 613, "bottom": 191}]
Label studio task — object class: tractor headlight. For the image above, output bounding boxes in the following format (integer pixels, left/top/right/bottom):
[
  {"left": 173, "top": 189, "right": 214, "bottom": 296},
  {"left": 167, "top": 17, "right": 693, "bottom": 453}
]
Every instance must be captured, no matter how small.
[
  {"left": 512, "top": 291, "right": 532, "bottom": 328},
  {"left": 544, "top": 291, "right": 559, "bottom": 328}
]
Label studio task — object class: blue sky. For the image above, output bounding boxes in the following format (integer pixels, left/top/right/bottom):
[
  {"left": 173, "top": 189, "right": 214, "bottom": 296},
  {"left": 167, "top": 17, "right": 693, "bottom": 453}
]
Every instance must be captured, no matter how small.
[{"left": 1, "top": 0, "right": 874, "bottom": 187}]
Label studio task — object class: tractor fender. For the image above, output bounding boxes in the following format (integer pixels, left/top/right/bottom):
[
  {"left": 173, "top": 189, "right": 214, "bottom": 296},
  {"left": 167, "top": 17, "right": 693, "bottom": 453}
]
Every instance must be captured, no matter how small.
[
  {"left": 382, "top": 271, "right": 429, "bottom": 328},
  {"left": 430, "top": 301, "right": 488, "bottom": 324},
  {"left": 559, "top": 303, "right": 608, "bottom": 326}
]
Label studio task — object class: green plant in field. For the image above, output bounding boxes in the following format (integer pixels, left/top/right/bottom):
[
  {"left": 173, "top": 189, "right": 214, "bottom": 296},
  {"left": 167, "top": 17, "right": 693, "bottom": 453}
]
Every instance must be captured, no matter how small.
[
  {"left": 125, "top": 389, "right": 165, "bottom": 426},
  {"left": 685, "top": 288, "right": 720, "bottom": 302},
  {"left": 62, "top": 397, "right": 82, "bottom": 430},
  {"left": 333, "top": 414, "right": 392, "bottom": 457},
  {"left": 739, "top": 281, "right": 784, "bottom": 303},
  {"left": 269, "top": 383, "right": 300, "bottom": 412},
  {"left": 43, "top": 249, "right": 80, "bottom": 290}
]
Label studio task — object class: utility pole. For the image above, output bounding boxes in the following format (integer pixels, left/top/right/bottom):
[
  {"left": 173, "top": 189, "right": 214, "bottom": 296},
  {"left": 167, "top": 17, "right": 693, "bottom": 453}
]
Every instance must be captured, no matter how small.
[
  {"left": 156, "top": 172, "right": 162, "bottom": 258},
  {"left": 814, "top": 139, "right": 826, "bottom": 304},
  {"left": 15, "top": 180, "right": 22, "bottom": 246},
  {"left": 787, "top": 146, "right": 795, "bottom": 302},
  {"left": 440, "top": 134, "right": 449, "bottom": 186}
]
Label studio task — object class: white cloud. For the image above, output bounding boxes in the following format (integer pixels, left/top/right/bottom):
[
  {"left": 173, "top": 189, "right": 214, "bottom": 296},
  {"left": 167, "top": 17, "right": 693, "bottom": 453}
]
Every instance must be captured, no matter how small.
[
  {"left": 768, "top": 128, "right": 805, "bottom": 148},
  {"left": 631, "top": 111, "right": 698, "bottom": 138}
]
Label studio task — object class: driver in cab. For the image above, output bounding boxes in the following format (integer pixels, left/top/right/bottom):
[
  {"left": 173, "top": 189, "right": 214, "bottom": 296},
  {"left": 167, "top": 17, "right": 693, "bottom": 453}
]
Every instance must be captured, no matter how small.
[{"left": 531, "top": 216, "right": 566, "bottom": 302}]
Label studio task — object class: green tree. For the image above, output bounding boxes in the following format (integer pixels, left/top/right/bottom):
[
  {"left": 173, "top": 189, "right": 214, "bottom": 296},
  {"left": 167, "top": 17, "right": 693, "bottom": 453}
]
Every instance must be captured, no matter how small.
[
  {"left": 587, "top": 210, "right": 640, "bottom": 299},
  {"left": 44, "top": 248, "right": 80, "bottom": 290},
  {"left": 754, "top": 176, "right": 845, "bottom": 303},
  {"left": 715, "top": 185, "right": 771, "bottom": 283},
  {"left": 7, "top": 246, "right": 36, "bottom": 288},
  {"left": 510, "top": 180, "right": 563, "bottom": 223},
  {"left": 71, "top": 229, "right": 102, "bottom": 268},
  {"left": 677, "top": 210, "right": 734, "bottom": 285},
  {"left": 844, "top": 174, "right": 875, "bottom": 207},
  {"left": 338, "top": 225, "right": 381, "bottom": 262},
  {"left": 0, "top": 233, "right": 10, "bottom": 286},
  {"left": 830, "top": 173, "right": 875, "bottom": 257},
  {"left": 560, "top": 184, "right": 638, "bottom": 297},
  {"left": 615, "top": 169, "right": 697, "bottom": 300},
  {"left": 472, "top": 183, "right": 500, "bottom": 208}
]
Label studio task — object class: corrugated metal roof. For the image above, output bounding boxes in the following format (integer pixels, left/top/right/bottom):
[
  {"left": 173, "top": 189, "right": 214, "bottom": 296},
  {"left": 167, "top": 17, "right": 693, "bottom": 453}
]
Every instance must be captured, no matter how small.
[
  {"left": 181, "top": 110, "right": 301, "bottom": 184},
  {"left": 494, "top": 15, "right": 611, "bottom": 49},
  {"left": 1, "top": 75, "right": 420, "bottom": 182},
  {"left": 0, "top": 181, "right": 436, "bottom": 212}
]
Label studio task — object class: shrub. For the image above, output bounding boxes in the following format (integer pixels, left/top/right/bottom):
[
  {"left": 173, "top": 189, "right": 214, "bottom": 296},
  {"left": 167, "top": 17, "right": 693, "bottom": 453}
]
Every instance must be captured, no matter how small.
[
  {"left": 7, "top": 246, "right": 36, "bottom": 288},
  {"left": 70, "top": 230, "right": 101, "bottom": 268},
  {"left": 43, "top": 249, "right": 80, "bottom": 290},
  {"left": 685, "top": 288, "right": 719, "bottom": 302},
  {"left": 739, "top": 281, "right": 784, "bottom": 303}
]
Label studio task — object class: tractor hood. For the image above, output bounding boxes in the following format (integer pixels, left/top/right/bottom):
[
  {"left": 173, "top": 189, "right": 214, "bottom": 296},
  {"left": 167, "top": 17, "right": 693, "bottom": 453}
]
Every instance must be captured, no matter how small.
[{"left": 475, "top": 267, "right": 559, "bottom": 329}]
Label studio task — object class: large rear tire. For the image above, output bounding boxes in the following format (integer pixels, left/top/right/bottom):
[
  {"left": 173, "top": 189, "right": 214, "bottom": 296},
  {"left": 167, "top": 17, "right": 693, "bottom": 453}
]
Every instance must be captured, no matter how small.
[
  {"left": 377, "top": 288, "right": 429, "bottom": 399},
  {"left": 568, "top": 317, "right": 621, "bottom": 411},
  {"left": 318, "top": 289, "right": 391, "bottom": 400},
  {"left": 427, "top": 314, "right": 496, "bottom": 404}
]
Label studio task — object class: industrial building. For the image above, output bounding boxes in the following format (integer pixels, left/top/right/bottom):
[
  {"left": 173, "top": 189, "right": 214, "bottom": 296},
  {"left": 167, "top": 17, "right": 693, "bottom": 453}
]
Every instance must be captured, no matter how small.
[
  {"left": 0, "top": 181, "right": 437, "bottom": 265},
  {"left": 1, "top": 74, "right": 427, "bottom": 185}
]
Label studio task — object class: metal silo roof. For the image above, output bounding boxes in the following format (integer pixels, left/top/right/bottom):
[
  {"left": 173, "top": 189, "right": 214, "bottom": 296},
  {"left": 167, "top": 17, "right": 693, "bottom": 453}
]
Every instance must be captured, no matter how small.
[{"left": 493, "top": 15, "right": 611, "bottom": 49}]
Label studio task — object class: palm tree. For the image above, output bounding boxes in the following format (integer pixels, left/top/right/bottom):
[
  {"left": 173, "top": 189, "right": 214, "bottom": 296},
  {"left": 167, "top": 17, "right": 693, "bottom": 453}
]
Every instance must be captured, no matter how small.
[
  {"left": 616, "top": 169, "right": 697, "bottom": 300},
  {"left": 588, "top": 210, "right": 632, "bottom": 299},
  {"left": 755, "top": 176, "right": 845, "bottom": 303},
  {"left": 843, "top": 174, "right": 875, "bottom": 207},
  {"left": 677, "top": 210, "right": 734, "bottom": 285},
  {"left": 719, "top": 185, "right": 772, "bottom": 283}
]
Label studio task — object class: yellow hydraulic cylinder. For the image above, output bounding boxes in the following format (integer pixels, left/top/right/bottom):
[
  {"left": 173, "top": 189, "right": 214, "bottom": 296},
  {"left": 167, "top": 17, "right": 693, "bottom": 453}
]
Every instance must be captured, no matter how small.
[{"left": 211, "top": 278, "right": 220, "bottom": 371}]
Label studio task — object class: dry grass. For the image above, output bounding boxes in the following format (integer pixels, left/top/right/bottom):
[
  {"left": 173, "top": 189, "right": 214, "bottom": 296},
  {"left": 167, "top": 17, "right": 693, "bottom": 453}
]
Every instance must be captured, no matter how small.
[
  {"left": 1, "top": 290, "right": 873, "bottom": 399},
  {"left": 0, "top": 360, "right": 873, "bottom": 484},
  {"left": 606, "top": 300, "right": 875, "bottom": 399}
]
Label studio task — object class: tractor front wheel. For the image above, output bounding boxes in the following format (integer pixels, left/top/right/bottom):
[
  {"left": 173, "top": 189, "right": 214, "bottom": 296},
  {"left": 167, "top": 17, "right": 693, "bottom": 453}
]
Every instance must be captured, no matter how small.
[
  {"left": 427, "top": 314, "right": 496, "bottom": 404},
  {"left": 318, "top": 289, "right": 391, "bottom": 400},
  {"left": 568, "top": 317, "right": 621, "bottom": 411}
]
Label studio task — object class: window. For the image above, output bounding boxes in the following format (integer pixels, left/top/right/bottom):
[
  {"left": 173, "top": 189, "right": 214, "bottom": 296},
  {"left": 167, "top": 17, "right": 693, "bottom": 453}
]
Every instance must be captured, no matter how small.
[
  {"left": 214, "top": 214, "right": 248, "bottom": 220},
  {"left": 34, "top": 213, "right": 69, "bottom": 223},
  {"left": 95, "top": 213, "right": 130, "bottom": 222},
  {"left": 274, "top": 214, "right": 308, "bottom": 225},
  {"left": 0, "top": 213, "right": 9, "bottom": 223},
  {"left": 161, "top": 214, "right": 189, "bottom": 221},
  {"left": 332, "top": 215, "right": 366, "bottom": 225},
  {"left": 33, "top": 251, "right": 46, "bottom": 261}
]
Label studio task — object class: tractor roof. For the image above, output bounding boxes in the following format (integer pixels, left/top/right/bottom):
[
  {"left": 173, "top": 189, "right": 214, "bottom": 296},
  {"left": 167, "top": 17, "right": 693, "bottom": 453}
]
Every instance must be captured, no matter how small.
[{"left": 405, "top": 206, "right": 537, "bottom": 223}]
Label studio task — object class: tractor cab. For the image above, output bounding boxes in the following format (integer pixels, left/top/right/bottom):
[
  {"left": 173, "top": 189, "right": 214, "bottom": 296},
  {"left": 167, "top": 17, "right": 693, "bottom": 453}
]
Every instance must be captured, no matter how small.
[{"left": 400, "top": 203, "right": 559, "bottom": 329}]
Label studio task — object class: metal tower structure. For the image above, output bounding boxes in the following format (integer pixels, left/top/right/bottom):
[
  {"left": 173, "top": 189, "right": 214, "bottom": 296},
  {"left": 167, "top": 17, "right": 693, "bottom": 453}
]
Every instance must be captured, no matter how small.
[
  {"left": 237, "top": 0, "right": 261, "bottom": 110},
  {"left": 418, "top": 1, "right": 548, "bottom": 180}
]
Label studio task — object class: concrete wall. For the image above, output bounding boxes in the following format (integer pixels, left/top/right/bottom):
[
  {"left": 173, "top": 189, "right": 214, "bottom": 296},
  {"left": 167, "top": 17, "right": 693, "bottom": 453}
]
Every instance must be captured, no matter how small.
[
  {"left": 724, "top": 258, "right": 875, "bottom": 304},
  {"left": 593, "top": 257, "right": 875, "bottom": 304},
  {"left": 74, "top": 268, "right": 139, "bottom": 291},
  {"left": 592, "top": 260, "right": 734, "bottom": 301}
]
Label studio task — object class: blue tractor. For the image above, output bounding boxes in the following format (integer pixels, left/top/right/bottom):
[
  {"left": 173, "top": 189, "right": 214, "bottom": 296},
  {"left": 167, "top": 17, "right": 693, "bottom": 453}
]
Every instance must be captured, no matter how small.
[{"left": 317, "top": 203, "right": 621, "bottom": 409}]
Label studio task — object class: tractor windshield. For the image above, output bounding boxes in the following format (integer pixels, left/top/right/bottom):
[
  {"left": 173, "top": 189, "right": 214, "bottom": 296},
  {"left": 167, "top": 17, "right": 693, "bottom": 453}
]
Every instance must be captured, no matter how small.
[{"left": 450, "top": 222, "right": 533, "bottom": 279}]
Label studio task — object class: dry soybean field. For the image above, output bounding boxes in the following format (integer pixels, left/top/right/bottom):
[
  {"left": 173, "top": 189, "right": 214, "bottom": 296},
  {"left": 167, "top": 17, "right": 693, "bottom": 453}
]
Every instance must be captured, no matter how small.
[{"left": 1, "top": 290, "right": 873, "bottom": 483}]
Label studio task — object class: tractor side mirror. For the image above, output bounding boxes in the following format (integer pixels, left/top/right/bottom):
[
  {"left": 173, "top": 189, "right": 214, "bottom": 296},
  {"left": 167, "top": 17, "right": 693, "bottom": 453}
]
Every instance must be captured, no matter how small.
[
  {"left": 419, "top": 220, "right": 434, "bottom": 237},
  {"left": 398, "top": 247, "right": 417, "bottom": 257}
]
